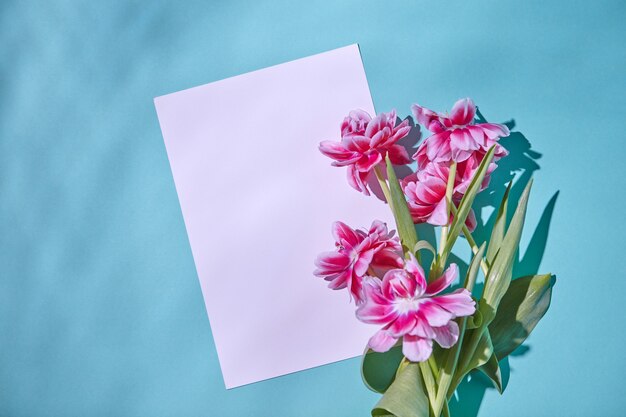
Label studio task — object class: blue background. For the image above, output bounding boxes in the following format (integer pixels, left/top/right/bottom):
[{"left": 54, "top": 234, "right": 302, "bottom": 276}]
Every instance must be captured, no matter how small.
[{"left": 1, "top": 1, "right": 625, "bottom": 416}]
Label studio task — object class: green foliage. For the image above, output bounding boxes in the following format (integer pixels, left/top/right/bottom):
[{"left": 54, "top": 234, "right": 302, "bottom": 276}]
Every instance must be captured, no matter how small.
[
  {"left": 478, "top": 352, "right": 503, "bottom": 393},
  {"left": 432, "top": 245, "right": 485, "bottom": 416},
  {"left": 442, "top": 146, "right": 496, "bottom": 255},
  {"left": 386, "top": 156, "right": 418, "bottom": 253},
  {"left": 372, "top": 363, "right": 429, "bottom": 417},
  {"left": 489, "top": 273, "right": 556, "bottom": 359},
  {"left": 362, "top": 153, "right": 555, "bottom": 416},
  {"left": 479, "top": 179, "right": 533, "bottom": 325},
  {"left": 486, "top": 180, "right": 513, "bottom": 264},
  {"left": 362, "top": 345, "right": 405, "bottom": 394},
  {"left": 413, "top": 240, "right": 436, "bottom": 256}
]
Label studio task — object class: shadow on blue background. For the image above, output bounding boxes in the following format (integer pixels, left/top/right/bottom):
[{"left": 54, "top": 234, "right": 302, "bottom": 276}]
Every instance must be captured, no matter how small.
[
  {"left": 388, "top": 112, "right": 558, "bottom": 417},
  {"left": 397, "top": 109, "right": 559, "bottom": 416},
  {"left": 411, "top": 110, "right": 559, "bottom": 417},
  {"left": 447, "top": 113, "right": 559, "bottom": 417}
]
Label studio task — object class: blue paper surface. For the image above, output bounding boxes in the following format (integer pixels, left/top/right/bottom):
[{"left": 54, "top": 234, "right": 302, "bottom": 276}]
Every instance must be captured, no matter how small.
[{"left": 1, "top": 1, "right": 625, "bottom": 416}]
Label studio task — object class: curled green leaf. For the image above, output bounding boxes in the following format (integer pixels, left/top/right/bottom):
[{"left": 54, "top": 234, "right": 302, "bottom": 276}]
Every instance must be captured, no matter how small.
[
  {"left": 466, "top": 310, "right": 483, "bottom": 330},
  {"left": 479, "top": 179, "right": 533, "bottom": 325},
  {"left": 478, "top": 352, "right": 503, "bottom": 394},
  {"left": 413, "top": 240, "right": 436, "bottom": 256},
  {"left": 372, "top": 362, "right": 430, "bottom": 417},
  {"left": 361, "top": 344, "right": 405, "bottom": 394},
  {"left": 489, "top": 273, "right": 556, "bottom": 359},
  {"left": 447, "top": 328, "right": 495, "bottom": 398}
]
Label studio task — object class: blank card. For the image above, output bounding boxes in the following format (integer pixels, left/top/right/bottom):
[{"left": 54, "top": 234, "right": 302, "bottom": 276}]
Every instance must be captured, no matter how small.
[{"left": 154, "top": 44, "right": 393, "bottom": 388}]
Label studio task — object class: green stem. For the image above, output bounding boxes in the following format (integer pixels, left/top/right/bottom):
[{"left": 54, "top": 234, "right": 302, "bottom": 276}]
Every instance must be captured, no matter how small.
[
  {"left": 435, "top": 247, "right": 484, "bottom": 410},
  {"left": 438, "top": 162, "right": 457, "bottom": 258},
  {"left": 442, "top": 401, "right": 451, "bottom": 417},
  {"left": 419, "top": 361, "right": 438, "bottom": 416},
  {"left": 432, "top": 316, "right": 469, "bottom": 416},
  {"left": 449, "top": 204, "right": 490, "bottom": 276},
  {"left": 428, "top": 355, "right": 439, "bottom": 380},
  {"left": 374, "top": 165, "right": 394, "bottom": 212},
  {"left": 446, "top": 327, "right": 485, "bottom": 398},
  {"left": 447, "top": 253, "right": 487, "bottom": 396}
]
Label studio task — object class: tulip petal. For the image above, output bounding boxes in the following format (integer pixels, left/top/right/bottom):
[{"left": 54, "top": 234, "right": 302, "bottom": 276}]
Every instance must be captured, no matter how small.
[
  {"left": 355, "top": 151, "right": 382, "bottom": 172},
  {"left": 313, "top": 251, "right": 351, "bottom": 274},
  {"left": 388, "top": 144, "right": 411, "bottom": 165},
  {"left": 368, "top": 330, "right": 399, "bottom": 353},
  {"left": 402, "top": 334, "right": 433, "bottom": 362},
  {"left": 388, "top": 313, "right": 417, "bottom": 337},
  {"left": 410, "top": 318, "right": 436, "bottom": 339},
  {"left": 426, "top": 263, "right": 459, "bottom": 296},
  {"left": 479, "top": 123, "right": 510, "bottom": 140},
  {"left": 354, "top": 249, "right": 375, "bottom": 277},
  {"left": 427, "top": 197, "right": 449, "bottom": 226},
  {"left": 433, "top": 321, "right": 460, "bottom": 348},
  {"left": 331, "top": 221, "right": 361, "bottom": 249},
  {"left": 431, "top": 289, "right": 476, "bottom": 317},
  {"left": 450, "top": 98, "right": 476, "bottom": 126},
  {"left": 420, "top": 300, "right": 455, "bottom": 327}
]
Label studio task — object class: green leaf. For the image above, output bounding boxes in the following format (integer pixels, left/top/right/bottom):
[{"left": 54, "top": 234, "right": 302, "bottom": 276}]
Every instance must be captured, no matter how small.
[
  {"left": 464, "top": 242, "right": 486, "bottom": 292},
  {"left": 448, "top": 329, "right": 495, "bottom": 397},
  {"left": 460, "top": 329, "right": 494, "bottom": 376},
  {"left": 361, "top": 345, "right": 405, "bottom": 393},
  {"left": 386, "top": 156, "right": 418, "bottom": 253},
  {"left": 413, "top": 240, "right": 436, "bottom": 256},
  {"left": 486, "top": 180, "right": 513, "bottom": 264},
  {"left": 466, "top": 310, "right": 483, "bottom": 330},
  {"left": 432, "top": 244, "right": 485, "bottom": 413},
  {"left": 443, "top": 146, "right": 496, "bottom": 255},
  {"left": 478, "top": 352, "right": 503, "bottom": 394},
  {"left": 489, "top": 273, "right": 556, "bottom": 359},
  {"left": 372, "top": 362, "right": 430, "bottom": 417},
  {"left": 386, "top": 157, "right": 418, "bottom": 252},
  {"left": 479, "top": 179, "right": 533, "bottom": 324}
]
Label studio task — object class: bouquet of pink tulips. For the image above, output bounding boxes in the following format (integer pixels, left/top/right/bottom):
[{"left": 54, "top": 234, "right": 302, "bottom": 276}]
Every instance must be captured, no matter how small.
[{"left": 314, "top": 99, "right": 555, "bottom": 417}]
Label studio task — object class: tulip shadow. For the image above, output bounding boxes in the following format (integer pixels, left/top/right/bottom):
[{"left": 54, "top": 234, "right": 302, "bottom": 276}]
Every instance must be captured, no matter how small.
[
  {"left": 433, "top": 109, "right": 558, "bottom": 417},
  {"left": 447, "top": 346, "right": 531, "bottom": 417}
]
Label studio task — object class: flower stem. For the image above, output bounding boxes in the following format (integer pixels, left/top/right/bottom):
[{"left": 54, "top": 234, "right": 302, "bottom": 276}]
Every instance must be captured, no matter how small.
[
  {"left": 419, "top": 361, "right": 438, "bottom": 416},
  {"left": 442, "top": 401, "right": 451, "bottom": 417},
  {"left": 432, "top": 316, "right": 469, "bottom": 416},
  {"left": 374, "top": 165, "right": 394, "bottom": 211},
  {"left": 438, "top": 162, "right": 457, "bottom": 258},
  {"left": 428, "top": 355, "right": 439, "bottom": 380},
  {"left": 446, "top": 327, "right": 484, "bottom": 399},
  {"left": 449, "top": 204, "right": 490, "bottom": 276}
]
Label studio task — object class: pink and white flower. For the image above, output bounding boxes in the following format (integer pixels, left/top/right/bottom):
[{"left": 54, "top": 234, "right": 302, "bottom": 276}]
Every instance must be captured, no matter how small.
[
  {"left": 412, "top": 98, "right": 509, "bottom": 167},
  {"left": 401, "top": 161, "right": 488, "bottom": 230},
  {"left": 314, "top": 220, "right": 403, "bottom": 303},
  {"left": 356, "top": 254, "right": 475, "bottom": 362},
  {"left": 319, "top": 110, "right": 411, "bottom": 195}
]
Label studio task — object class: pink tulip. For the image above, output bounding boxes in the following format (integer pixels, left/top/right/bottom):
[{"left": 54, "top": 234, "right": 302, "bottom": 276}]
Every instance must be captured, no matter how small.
[
  {"left": 402, "top": 164, "right": 450, "bottom": 226},
  {"left": 411, "top": 98, "right": 509, "bottom": 167},
  {"left": 319, "top": 110, "right": 411, "bottom": 195},
  {"left": 454, "top": 150, "right": 497, "bottom": 195},
  {"left": 356, "top": 254, "right": 475, "bottom": 362},
  {"left": 401, "top": 162, "right": 485, "bottom": 230},
  {"left": 314, "top": 220, "right": 403, "bottom": 303}
]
